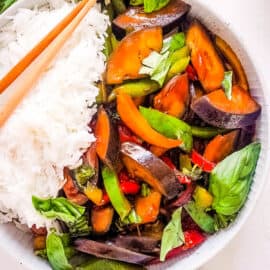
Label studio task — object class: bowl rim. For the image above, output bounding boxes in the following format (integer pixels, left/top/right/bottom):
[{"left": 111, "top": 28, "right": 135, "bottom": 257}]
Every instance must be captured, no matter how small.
[{"left": 0, "top": 1, "right": 269, "bottom": 270}]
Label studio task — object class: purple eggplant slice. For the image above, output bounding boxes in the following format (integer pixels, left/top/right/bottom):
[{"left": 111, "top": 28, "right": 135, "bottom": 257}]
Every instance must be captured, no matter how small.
[
  {"left": 120, "top": 142, "right": 181, "bottom": 199},
  {"left": 191, "top": 86, "right": 261, "bottom": 129},
  {"left": 112, "top": 235, "right": 160, "bottom": 254},
  {"left": 112, "top": 0, "right": 191, "bottom": 38},
  {"left": 74, "top": 239, "right": 154, "bottom": 265}
]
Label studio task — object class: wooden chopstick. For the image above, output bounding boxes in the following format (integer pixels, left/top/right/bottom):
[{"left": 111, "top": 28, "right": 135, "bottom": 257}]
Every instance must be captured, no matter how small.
[
  {"left": 0, "top": 0, "right": 89, "bottom": 94},
  {"left": 0, "top": 0, "right": 97, "bottom": 127}
]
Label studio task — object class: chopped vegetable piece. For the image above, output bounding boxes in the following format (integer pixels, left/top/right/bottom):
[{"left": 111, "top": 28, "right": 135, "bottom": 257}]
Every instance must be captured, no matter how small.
[
  {"left": 135, "top": 190, "right": 162, "bottom": 224},
  {"left": 33, "top": 235, "right": 46, "bottom": 251},
  {"left": 121, "top": 142, "right": 180, "bottom": 199},
  {"left": 83, "top": 183, "right": 103, "bottom": 205},
  {"left": 108, "top": 79, "right": 160, "bottom": 102},
  {"left": 118, "top": 125, "right": 142, "bottom": 145},
  {"left": 76, "top": 257, "right": 145, "bottom": 270},
  {"left": 74, "top": 164, "right": 95, "bottom": 187},
  {"left": 95, "top": 106, "right": 120, "bottom": 169},
  {"left": 117, "top": 93, "right": 182, "bottom": 148},
  {"left": 75, "top": 239, "right": 154, "bottom": 265},
  {"left": 209, "top": 142, "right": 261, "bottom": 217},
  {"left": 91, "top": 206, "right": 114, "bottom": 234},
  {"left": 160, "top": 207, "right": 185, "bottom": 261},
  {"left": 114, "top": 0, "right": 190, "bottom": 38},
  {"left": 169, "top": 183, "right": 195, "bottom": 209},
  {"left": 106, "top": 27, "right": 163, "bottom": 84},
  {"left": 46, "top": 232, "right": 72, "bottom": 270},
  {"left": 0, "top": 0, "right": 17, "bottom": 13},
  {"left": 193, "top": 186, "right": 213, "bottom": 209},
  {"left": 186, "top": 20, "right": 225, "bottom": 92},
  {"left": 191, "top": 85, "right": 261, "bottom": 128},
  {"left": 149, "top": 145, "right": 168, "bottom": 157},
  {"left": 191, "top": 150, "right": 216, "bottom": 172},
  {"left": 184, "top": 201, "right": 215, "bottom": 233},
  {"left": 203, "top": 130, "right": 240, "bottom": 163},
  {"left": 185, "top": 64, "right": 197, "bottom": 81},
  {"left": 167, "top": 57, "right": 190, "bottom": 80},
  {"left": 215, "top": 35, "right": 249, "bottom": 91},
  {"left": 154, "top": 73, "right": 190, "bottom": 118},
  {"left": 112, "top": 235, "right": 159, "bottom": 254},
  {"left": 141, "top": 183, "right": 151, "bottom": 197},
  {"left": 143, "top": 0, "right": 170, "bottom": 13},
  {"left": 139, "top": 106, "right": 192, "bottom": 152},
  {"left": 191, "top": 126, "right": 227, "bottom": 139},
  {"left": 222, "top": 71, "right": 233, "bottom": 100},
  {"left": 63, "top": 168, "right": 88, "bottom": 206},
  {"left": 102, "top": 166, "right": 131, "bottom": 220},
  {"left": 166, "top": 230, "right": 205, "bottom": 259}
]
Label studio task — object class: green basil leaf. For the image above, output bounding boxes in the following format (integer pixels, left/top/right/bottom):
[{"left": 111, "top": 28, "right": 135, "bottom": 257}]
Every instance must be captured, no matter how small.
[
  {"left": 222, "top": 71, "right": 233, "bottom": 100},
  {"left": 139, "top": 106, "right": 193, "bottom": 152},
  {"left": 32, "top": 196, "right": 85, "bottom": 223},
  {"left": 161, "top": 33, "right": 185, "bottom": 54},
  {"left": 46, "top": 232, "right": 72, "bottom": 270},
  {"left": 160, "top": 207, "right": 184, "bottom": 261},
  {"left": 32, "top": 196, "right": 90, "bottom": 236},
  {"left": 144, "top": 0, "right": 170, "bottom": 13},
  {"left": 209, "top": 142, "right": 261, "bottom": 216},
  {"left": 76, "top": 257, "right": 144, "bottom": 270},
  {"left": 184, "top": 201, "right": 215, "bottom": 233},
  {"left": 0, "top": 0, "right": 17, "bottom": 13}
]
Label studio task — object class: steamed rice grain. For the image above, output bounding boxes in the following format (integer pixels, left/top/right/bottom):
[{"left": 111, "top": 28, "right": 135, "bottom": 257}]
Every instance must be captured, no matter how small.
[{"left": 0, "top": 0, "right": 109, "bottom": 228}]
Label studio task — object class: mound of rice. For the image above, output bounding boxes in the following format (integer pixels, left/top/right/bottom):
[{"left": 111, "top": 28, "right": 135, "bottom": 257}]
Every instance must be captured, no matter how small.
[{"left": 0, "top": 0, "right": 109, "bottom": 227}]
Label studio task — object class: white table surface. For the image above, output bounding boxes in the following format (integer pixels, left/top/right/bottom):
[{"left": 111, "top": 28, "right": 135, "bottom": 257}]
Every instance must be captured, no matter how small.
[{"left": 0, "top": 0, "right": 270, "bottom": 269}]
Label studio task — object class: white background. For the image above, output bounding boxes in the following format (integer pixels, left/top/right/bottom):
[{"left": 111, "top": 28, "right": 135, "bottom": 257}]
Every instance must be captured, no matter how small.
[{"left": 0, "top": 0, "right": 269, "bottom": 269}]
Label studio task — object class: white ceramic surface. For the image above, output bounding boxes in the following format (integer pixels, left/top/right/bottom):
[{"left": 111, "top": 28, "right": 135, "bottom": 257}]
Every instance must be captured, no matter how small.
[{"left": 0, "top": 0, "right": 269, "bottom": 269}]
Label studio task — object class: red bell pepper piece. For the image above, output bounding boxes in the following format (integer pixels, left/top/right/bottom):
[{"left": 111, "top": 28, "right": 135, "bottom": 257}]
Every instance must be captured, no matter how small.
[
  {"left": 118, "top": 125, "right": 142, "bottom": 145},
  {"left": 149, "top": 229, "right": 205, "bottom": 264},
  {"left": 31, "top": 224, "right": 47, "bottom": 236},
  {"left": 191, "top": 150, "right": 216, "bottom": 172},
  {"left": 161, "top": 156, "right": 192, "bottom": 184},
  {"left": 166, "top": 230, "right": 205, "bottom": 260},
  {"left": 186, "top": 64, "right": 197, "bottom": 81}
]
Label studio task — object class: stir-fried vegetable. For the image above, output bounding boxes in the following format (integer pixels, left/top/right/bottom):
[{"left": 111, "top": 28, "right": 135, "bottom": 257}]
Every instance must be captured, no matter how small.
[{"left": 29, "top": 1, "right": 262, "bottom": 268}]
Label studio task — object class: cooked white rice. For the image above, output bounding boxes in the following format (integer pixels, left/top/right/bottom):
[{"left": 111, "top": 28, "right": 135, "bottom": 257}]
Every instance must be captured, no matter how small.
[{"left": 0, "top": 0, "right": 109, "bottom": 228}]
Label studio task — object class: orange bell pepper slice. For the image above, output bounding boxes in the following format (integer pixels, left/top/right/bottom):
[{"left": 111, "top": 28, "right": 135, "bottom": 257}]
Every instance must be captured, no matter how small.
[{"left": 117, "top": 93, "right": 181, "bottom": 149}]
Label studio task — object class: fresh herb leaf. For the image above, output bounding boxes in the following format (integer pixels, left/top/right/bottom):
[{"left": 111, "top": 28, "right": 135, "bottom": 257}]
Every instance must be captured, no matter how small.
[
  {"left": 139, "top": 106, "right": 193, "bottom": 152},
  {"left": 162, "top": 33, "right": 185, "bottom": 53},
  {"left": 209, "top": 142, "right": 261, "bottom": 217},
  {"left": 222, "top": 71, "right": 233, "bottom": 100},
  {"left": 46, "top": 232, "right": 72, "bottom": 270},
  {"left": 143, "top": 0, "right": 170, "bottom": 13},
  {"left": 140, "top": 33, "right": 186, "bottom": 87},
  {"left": 32, "top": 196, "right": 90, "bottom": 236},
  {"left": 160, "top": 207, "right": 185, "bottom": 261},
  {"left": 76, "top": 257, "right": 144, "bottom": 270},
  {"left": 0, "top": 0, "right": 17, "bottom": 13},
  {"left": 184, "top": 201, "right": 215, "bottom": 233}
]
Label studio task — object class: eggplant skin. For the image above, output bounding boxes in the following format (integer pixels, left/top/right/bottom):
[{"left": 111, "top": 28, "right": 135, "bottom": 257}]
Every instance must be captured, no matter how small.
[
  {"left": 112, "top": 235, "right": 160, "bottom": 254},
  {"left": 191, "top": 97, "right": 261, "bottom": 129},
  {"left": 112, "top": 0, "right": 191, "bottom": 39},
  {"left": 74, "top": 239, "right": 154, "bottom": 265},
  {"left": 121, "top": 142, "right": 181, "bottom": 199}
]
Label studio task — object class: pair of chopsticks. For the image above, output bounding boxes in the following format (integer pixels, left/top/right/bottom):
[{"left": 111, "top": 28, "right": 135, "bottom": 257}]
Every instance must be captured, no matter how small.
[{"left": 0, "top": 0, "right": 97, "bottom": 127}]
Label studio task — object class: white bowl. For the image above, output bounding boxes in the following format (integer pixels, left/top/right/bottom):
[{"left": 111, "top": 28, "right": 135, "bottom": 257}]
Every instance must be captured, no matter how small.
[{"left": 0, "top": 0, "right": 269, "bottom": 269}]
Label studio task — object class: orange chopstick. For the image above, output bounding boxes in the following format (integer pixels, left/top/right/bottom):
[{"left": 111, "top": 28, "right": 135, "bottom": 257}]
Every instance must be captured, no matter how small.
[
  {"left": 0, "top": 0, "right": 97, "bottom": 127},
  {"left": 0, "top": 0, "right": 89, "bottom": 94}
]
